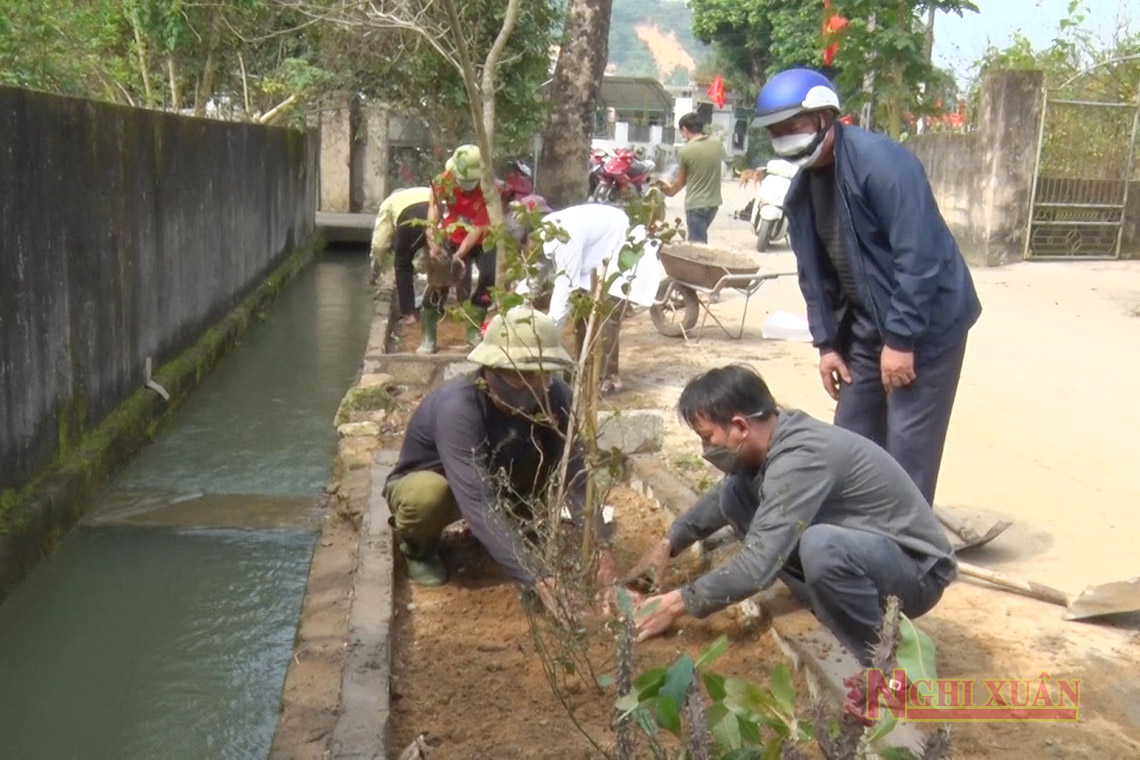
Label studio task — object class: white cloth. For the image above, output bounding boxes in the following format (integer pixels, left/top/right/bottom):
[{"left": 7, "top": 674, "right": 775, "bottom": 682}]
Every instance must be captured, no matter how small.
[{"left": 539, "top": 204, "right": 663, "bottom": 325}]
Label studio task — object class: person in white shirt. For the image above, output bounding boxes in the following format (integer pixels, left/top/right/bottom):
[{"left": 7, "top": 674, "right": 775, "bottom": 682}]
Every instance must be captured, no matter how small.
[{"left": 519, "top": 203, "right": 663, "bottom": 395}]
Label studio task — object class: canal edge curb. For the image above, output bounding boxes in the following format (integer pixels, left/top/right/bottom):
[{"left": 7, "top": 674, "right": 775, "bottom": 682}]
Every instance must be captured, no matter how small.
[
  {"left": 271, "top": 272, "right": 404, "bottom": 758},
  {"left": 626, "top": 454, "right": 929, "bottom": 754},
  {"left": 0, "top": 232, "right": 324, "bottom": 604},
  {"left": 330, "top": 449, "right": 397, "bottom": 759}
]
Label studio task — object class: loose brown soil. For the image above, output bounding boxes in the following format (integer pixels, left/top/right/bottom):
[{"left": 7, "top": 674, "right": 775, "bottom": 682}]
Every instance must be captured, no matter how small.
[
  {"left": 661, "top": 242, "right": 764, "bottom": 270},
  {"left": 393, "top": 314, "right": 474, "bottom": 355},
  {"left": 917, "top": 596, "right": 1140, "bottom": 759},
  {"left": 389, "top": 485, "right": 818, "bottom": 759}
]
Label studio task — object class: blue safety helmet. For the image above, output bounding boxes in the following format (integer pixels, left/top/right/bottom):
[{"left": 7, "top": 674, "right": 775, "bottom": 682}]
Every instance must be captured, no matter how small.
[{"left": 754, "top": 68, "right": 841, "bottom": 128}]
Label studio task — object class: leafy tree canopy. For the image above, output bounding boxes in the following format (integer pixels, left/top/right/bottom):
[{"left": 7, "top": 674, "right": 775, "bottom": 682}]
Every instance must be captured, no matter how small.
[
  {"left": 969, "top": 1, "right": 1139, "bottom": 177},
  {"left": 828, "top": 0, "right": 976, "bottom": 135},
  {"left": 688, "top": 0, "right": 821, "bottom": 99},
  {"left": 0, "top": 0, "right": 560, "bottom": 152}
]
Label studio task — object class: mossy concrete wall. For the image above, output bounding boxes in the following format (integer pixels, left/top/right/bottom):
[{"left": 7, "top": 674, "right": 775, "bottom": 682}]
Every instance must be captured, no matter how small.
[
  {"left": 0, "top": 86, "right": 318, "bottom": 494},
  {"left": 0, "top": 86, "right": 319, "bottom": 598},
  {"left": 0, "top": 233, "right": 321, "bottom": 601}
]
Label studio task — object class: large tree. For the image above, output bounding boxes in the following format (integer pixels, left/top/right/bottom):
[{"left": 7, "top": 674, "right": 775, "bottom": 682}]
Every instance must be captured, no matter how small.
[{"left": 536, "top": 0, "right": 615, "bottom": 210}]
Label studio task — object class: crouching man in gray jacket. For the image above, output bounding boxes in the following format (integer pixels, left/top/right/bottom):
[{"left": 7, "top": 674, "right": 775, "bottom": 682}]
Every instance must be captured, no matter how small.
[{"left": 629, "top": 364, "right": 956, "bottom": 666}]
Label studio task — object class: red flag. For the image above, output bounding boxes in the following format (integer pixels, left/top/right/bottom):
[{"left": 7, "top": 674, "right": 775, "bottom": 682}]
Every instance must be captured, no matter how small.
[
  {"left": 822, "top": 1, "right": 849, "bottom": 66},
  {"left": 707, "top": 75, "right": 726, "bottom": 109}
]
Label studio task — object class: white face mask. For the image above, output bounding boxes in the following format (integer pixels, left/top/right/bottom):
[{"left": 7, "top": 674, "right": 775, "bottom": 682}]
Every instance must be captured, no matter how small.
[
  {"left": 771, "top": 132, "right": 815, "bottom": 156},
  {"left": 771, "top": 130, "right": 827, "bottom": 168}
]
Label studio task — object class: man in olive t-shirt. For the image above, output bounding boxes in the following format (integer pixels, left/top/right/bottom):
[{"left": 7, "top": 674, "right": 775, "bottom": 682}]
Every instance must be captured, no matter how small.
[{"left": 658, "top": 112, "right": 727, "bottom": 243}]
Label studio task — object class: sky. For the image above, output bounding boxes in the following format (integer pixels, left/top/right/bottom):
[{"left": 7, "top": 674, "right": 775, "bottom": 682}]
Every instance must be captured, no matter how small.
[{"left": 931, "top": 0, "right": 1135, "bottom": 88}]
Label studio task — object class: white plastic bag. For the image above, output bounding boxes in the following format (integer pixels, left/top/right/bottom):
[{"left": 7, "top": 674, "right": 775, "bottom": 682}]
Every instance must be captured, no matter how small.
[{"left": 762, "top": 311, "right": 812, "bottom": 342}]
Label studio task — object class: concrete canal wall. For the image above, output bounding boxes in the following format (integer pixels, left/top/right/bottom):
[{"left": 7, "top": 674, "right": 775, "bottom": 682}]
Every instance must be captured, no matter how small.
[{"left": 0, "top": 86, "right": 319, "bottom": 597}]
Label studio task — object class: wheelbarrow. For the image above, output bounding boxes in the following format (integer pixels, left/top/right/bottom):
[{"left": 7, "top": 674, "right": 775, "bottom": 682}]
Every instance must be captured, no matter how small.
[{"left": 649, "top": 244, "right": 795, "bottom": 340}]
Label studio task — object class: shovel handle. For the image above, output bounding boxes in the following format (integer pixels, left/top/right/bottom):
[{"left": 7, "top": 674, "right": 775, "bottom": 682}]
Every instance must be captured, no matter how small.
[
  {"left": 957, "top": 561, "right": 1072, "bottom": 608},
  {"left": 934, "top": 507, "right": 981, "bottom": 543}
]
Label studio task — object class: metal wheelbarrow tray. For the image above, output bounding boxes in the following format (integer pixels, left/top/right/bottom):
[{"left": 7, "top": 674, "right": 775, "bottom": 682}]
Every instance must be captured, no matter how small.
[{"left": 650, "top": 243, "right": 795, "bottom": 340}]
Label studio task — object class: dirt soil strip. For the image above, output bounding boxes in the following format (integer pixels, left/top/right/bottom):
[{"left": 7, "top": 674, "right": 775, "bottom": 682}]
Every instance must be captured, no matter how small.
[
  {"left": 388, "top": 483, "right": 823, "bottom": 759},
  {"left": 330, "top": 450, "right": 399, "bottom": 758}
]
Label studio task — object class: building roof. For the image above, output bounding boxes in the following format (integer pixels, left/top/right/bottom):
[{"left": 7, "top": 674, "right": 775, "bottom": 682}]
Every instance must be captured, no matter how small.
[{"left": 597, "top": 76, "right": 675, "bottom": 113}]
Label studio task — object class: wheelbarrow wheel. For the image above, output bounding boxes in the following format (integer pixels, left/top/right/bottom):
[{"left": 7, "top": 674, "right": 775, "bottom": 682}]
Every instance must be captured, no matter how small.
[{"left": 651, "top": 280, "right": 699, "bottom": 338}]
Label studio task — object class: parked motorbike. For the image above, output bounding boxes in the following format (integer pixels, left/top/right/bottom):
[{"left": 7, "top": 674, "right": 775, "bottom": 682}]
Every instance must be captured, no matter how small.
[
  {"left": 749, "top": 158, "right": 798, "bottom": 252},
  {"left": 590, "top": 148, "right": 655, "bottom": 203},
  {"left": 500, "top": 159, "right": 534, "bottom": 203},
  {"left": 587, "top": 148, "right": 611, "bottom": 200}
]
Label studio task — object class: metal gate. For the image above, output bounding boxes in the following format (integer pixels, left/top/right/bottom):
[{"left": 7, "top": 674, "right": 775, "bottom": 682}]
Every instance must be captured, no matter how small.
[{"left": 1025, "top": 59, "right": 1140, "bottom": 259}]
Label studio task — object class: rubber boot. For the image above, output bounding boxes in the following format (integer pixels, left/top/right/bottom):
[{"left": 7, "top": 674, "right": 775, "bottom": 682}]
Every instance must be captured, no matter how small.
[
  {"left": 465, "top": 306, "right": 487, "bottom": 347},
  {"left": 416, "top": 307, "right": 440, "bottom": 355},
  {"left": 397, "top": 538, "right": 447, "bottom": 587}
]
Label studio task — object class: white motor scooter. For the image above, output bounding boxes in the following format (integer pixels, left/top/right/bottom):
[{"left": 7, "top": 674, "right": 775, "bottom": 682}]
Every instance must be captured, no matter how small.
[{"left": 749, "top": 158, "right": 799, "bottom": 252}]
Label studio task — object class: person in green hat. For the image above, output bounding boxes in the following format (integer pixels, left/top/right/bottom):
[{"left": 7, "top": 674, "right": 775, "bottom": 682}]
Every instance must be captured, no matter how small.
[
  {"left": 383, "top": 307, "right": 617, "bottom": 616},
  {"left": 368, "top": 185, "right": 431, "bottom": 325},
  {"left": 421, "top": 144, "right": 496, "bottom": 353}
]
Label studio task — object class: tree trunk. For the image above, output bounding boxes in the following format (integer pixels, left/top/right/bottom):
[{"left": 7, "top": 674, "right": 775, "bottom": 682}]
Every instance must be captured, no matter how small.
[
  {"left": 374, "top": 104, "right": 391, "bottom": 202},
  {"left": 441, "top": 0, "right": 523, "bottom": 288},
  {"left": 194, "top": 12, "right": 223, "bottom": 117},
  {"left": 167, "top": 56, "right": 182, "bottom": 111},
  {"left": 238, "top": 52, "right": 251, "bottom": 114},
  {"left": 349, "top": 94, "right": 367, "bottom": 213},
  {"left": 922, "top": 3, "right": 937, "bottom": 120},
  {"left": 884, "top": 0, "right": 908, "bottom": 139},
  {"left": 256, "top": 94, "right": 298, "bottom": 125},
  {"left": 580, "top": 271, "right": 606, "bottom": 567},
  {"left": 129, "top": 13, "right": 153, "bottom": 106},
  {"left": 482, "top": 0, "right": 523, "bottom": 286},
  {"left": 749, "top": 48, "right": 770, "bottom": 94},
  {"left": 923, "top": 5, "right": 936, "bottom": 63},
  {"left": 859, "top": 14, "right": 877, "bottom": 130},
  {"left": 536, "top": 0, "right": 615, "bottom": 210}
]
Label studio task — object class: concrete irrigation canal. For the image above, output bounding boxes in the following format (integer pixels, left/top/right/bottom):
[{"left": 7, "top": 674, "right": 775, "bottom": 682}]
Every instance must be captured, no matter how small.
[{"left": 0, "top": 253, "right": 373, "bottom": 758}]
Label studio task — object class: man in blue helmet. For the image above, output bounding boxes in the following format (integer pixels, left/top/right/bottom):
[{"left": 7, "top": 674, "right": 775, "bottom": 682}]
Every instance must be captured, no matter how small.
[{"left": 752, "top": 68, "right": 981, "bottom": 513}]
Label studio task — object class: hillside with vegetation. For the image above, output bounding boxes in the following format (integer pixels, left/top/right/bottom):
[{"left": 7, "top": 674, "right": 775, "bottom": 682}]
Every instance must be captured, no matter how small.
[{"left": 607, "top": 0, "right": 709, "bottom": 84}]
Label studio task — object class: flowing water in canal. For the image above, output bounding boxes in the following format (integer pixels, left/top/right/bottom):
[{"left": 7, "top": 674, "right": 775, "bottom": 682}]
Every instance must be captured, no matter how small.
[{"left": 0, "top": 252, "right": 373, "bottom": 759}]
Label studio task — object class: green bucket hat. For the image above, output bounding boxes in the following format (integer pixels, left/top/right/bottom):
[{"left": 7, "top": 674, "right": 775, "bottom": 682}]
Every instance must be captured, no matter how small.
[
  {"left": 467, "top": 306, "right": 574, "bottom": 372},
  {"left": 445, "top": 144, "right": 483, "bottom": 184}
]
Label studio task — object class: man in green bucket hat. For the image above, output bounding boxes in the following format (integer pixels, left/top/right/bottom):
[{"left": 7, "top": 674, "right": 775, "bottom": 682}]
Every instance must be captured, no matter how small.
[{"left": 383, "top": 307, "right": 617, "bottom": 617}]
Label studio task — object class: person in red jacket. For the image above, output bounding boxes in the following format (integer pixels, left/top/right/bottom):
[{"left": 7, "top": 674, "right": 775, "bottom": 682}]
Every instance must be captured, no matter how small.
[{"left": 422, "top": 144, "right": 494, "bottom": 354}]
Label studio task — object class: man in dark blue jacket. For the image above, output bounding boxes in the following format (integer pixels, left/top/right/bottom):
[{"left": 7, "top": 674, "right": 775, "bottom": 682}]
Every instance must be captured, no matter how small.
[{"left": 753, "top": 68, "right": 981, "bottom": 506}]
